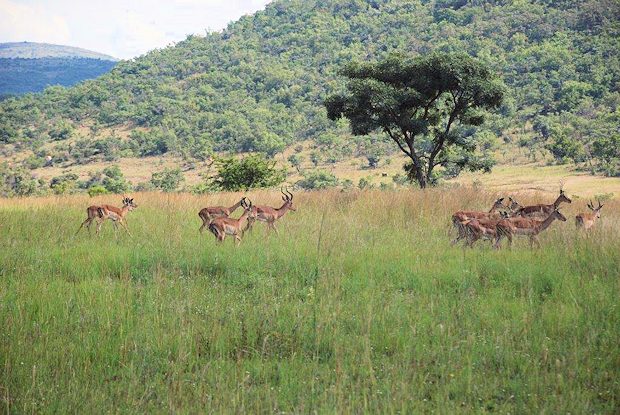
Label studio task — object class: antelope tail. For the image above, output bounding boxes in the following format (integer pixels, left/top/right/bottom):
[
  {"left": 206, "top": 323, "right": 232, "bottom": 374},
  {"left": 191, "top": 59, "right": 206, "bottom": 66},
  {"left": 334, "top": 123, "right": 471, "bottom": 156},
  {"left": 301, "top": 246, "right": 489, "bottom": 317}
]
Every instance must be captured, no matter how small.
[{"left": 97, "top": 207, "right": 105, "bottom": 218}]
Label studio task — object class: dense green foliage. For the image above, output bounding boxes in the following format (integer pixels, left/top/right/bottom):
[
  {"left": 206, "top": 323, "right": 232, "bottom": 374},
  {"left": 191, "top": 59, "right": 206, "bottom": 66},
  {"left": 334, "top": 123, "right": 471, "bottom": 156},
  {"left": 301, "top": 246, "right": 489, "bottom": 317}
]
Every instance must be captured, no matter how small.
[
  {"left": 0, "top": 58, "right": 117, "bottom": 96},
  {"left": 296, "top": 169, "right": 340, "bottom": 189},
  {"left": 0, "top": 0, "right": 618, "bottom": 174},
  {"left": 150, "top": 167, "right": 185, "bottom": 192},
  {"left": 326, "top": 53, "right": 504, "bottom": 187},
  {"left": 1, "top": 190, "right": 618, "bottom": 412},
  {"left": 212, "top": 154, "right": 286, "bottom": 191}
]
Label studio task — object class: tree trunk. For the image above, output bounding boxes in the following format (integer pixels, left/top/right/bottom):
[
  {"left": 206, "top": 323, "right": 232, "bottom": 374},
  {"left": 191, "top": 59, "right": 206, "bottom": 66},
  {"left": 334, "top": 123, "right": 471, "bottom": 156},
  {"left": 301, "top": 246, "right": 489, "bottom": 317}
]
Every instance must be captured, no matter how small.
[{"left": 407, "top": 156, "right": 427, "bottom": 188}]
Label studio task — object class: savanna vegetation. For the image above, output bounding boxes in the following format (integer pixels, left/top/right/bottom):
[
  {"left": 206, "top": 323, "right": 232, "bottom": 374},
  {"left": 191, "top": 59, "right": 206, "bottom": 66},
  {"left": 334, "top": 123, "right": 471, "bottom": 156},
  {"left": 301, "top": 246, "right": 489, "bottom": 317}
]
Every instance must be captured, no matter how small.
[
  {"left": 0, "top": 0, "right": 618, "bottom": 190},
  {"left": 0, "top": 188, "right": 618, "bottom": 412}
]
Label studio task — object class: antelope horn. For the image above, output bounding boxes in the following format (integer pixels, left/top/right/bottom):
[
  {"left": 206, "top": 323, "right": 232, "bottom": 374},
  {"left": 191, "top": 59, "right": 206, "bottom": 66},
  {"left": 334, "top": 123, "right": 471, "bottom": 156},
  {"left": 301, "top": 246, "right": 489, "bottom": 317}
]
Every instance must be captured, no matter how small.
[{"left": 286, "top": 187, "right": 293, "bottom": 200}]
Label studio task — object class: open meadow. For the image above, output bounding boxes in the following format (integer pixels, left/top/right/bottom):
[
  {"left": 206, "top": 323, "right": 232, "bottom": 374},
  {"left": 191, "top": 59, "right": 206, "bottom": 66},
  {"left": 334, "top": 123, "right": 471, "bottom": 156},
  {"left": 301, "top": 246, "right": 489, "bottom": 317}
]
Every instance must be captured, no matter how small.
[{"left": 1, "top": 188, "right": 619, "bottom": 413}]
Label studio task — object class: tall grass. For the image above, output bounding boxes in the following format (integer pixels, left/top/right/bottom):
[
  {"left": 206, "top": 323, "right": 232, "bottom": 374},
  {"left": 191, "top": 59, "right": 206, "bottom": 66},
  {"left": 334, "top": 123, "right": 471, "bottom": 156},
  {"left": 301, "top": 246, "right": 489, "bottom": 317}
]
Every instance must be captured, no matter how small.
[{"left": 1, "top": 189, "right": 619, "bottom": 413}]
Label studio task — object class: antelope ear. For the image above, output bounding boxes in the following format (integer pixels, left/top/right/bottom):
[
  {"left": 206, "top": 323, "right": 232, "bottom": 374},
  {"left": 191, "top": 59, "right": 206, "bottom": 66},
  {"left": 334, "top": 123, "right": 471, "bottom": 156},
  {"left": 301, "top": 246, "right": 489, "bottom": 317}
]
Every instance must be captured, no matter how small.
[{"left": 282, "top": 196, "right": 287, "bottom": 201}]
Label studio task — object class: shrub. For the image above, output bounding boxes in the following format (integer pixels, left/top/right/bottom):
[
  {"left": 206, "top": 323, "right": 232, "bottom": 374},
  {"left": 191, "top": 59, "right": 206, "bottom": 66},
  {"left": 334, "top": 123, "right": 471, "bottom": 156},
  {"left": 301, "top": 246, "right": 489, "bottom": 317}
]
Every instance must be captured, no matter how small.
[
  {"left": 50, "top": 173, "right": 79, "bottom": 195},
  {"left": 296, "top": 170, "right": 339, "bottom": 190},
  {"left": 151, "top": 167, "right": 184, "bottom": 192},
  {"left": 212, "top": 154, "right": 285, "bottom": 191},
  {"left": 87, "top": 185, "right": 109, "bottom": 197}
]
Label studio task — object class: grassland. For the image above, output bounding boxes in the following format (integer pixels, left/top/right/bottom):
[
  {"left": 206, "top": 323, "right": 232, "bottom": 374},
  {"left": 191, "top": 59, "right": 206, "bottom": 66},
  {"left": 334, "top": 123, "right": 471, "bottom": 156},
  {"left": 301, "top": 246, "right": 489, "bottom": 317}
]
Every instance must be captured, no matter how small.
[{"left": 1, "top": 189, "right": 619, "bottom": 413}]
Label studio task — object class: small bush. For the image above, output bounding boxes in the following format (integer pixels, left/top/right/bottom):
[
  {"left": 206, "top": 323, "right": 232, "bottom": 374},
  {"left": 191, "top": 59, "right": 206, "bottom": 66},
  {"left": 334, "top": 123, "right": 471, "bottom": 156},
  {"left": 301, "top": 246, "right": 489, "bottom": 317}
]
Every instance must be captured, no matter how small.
[
  {"left": 87, "top": 185, "right": 109, "bottom": 197},
  {"left": 296, "top": 170, "right": 339, "bottom": 190},
  {"left": 212, "top": 154, "right": 285, "bottom": 191},
  {"left": 151, "top": 167, "right": 184, "bottom": 192}
]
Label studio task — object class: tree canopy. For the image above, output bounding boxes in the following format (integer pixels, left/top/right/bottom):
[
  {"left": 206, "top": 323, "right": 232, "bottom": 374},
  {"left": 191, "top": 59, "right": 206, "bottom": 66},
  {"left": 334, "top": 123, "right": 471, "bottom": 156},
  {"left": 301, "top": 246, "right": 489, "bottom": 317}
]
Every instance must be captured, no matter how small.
[{"left": 326, "top": 53, "right": 505, "bottom": 187}]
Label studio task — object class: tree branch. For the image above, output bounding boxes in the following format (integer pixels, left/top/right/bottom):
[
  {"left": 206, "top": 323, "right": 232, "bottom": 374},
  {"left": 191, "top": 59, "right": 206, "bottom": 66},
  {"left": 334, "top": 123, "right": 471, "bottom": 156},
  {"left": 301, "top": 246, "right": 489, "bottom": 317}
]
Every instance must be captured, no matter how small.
[{"left": 384, "top": 127, "right": 411, "bottom": 158}]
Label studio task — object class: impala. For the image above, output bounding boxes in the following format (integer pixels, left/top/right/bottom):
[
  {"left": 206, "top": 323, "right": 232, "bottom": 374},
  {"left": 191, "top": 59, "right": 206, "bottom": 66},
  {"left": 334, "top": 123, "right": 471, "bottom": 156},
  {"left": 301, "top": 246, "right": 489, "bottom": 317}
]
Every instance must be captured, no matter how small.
[
  {"left": 451, "top": 197, "right": 507, "bottom": 245},
  {"left": 575, "top": 199, "right": 604, "bottom": 230},
  {"left": 462, "top": 211, "right": 509, "bottom": 247},
  {"left": 208, "top": 198, "right": 256, "bottom": 245},
  {"left": 198, "top": 197, "right": 246, "bottom": 233},
  {"left": 247, "top": 188, "right": 296, "bottom": 234},
  {"left": 517, "top": 189, "right": 571, "bottom": 218},
  {"left": 508, "top": 196, "right": 522, "bottom": 212},
  {"left": 494, "top": 208, "right": 567, "bottom": 249},
  {"left": 76, "top": 197, "right": 137, "bottom": 236}
]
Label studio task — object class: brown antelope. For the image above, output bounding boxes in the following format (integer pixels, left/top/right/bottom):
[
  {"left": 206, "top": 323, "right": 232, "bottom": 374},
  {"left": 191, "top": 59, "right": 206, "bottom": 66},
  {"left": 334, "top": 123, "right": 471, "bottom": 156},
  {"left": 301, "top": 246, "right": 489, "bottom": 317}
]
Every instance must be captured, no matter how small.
[
  {"left": 517, "top": 189, "right": 572, "bottom": 218},
  {"left": 451, "top": 198, "right": 507, "bottom": 245},
  {"left": 462, "top": 211, "right": 510, "bottom": 247},
  {"left": 494, "top": 208, "right": 567, "bottom": 249},
  {"left": 508, "top": 196, "right": 522, "bottom": 212},
  {"left": 76, "top": 197, "right": 138, "bottom": 236},
  {"left": 198, "top": 197, "right": 246, "bottom": 233},
  {"left": 575, "top": 199, "right": 603, "bottom": 230},
  {"left": 208, "top": 198, "right": 257, "bottom": 245},
  {"left": 247, "top": 188, "right": 296, "bottom": 234}
]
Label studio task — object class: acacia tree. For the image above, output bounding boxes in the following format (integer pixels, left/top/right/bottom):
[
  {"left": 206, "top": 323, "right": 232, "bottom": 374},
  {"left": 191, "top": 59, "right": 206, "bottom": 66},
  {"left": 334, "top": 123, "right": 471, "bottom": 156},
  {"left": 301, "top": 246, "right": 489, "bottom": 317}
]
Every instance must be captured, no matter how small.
[{"left": 325, "top": 53, "right": 505, "bottom": 188}]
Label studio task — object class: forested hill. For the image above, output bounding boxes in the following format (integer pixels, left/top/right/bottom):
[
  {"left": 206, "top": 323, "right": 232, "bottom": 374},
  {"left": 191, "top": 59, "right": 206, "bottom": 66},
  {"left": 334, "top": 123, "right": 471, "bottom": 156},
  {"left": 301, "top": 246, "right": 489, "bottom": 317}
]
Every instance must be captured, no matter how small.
[
  {"left": 0, "top": 0, "right": 618, "bottom": 172},
  {"left": 0, "top": 42, "right": 117, "bottom": 97}
]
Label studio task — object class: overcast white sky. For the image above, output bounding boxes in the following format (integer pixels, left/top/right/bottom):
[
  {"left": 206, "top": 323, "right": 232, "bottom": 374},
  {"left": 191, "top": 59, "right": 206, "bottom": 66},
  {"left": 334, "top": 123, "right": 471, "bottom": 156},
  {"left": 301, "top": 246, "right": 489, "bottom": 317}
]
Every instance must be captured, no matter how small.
[{"left": 0, "top": 0, "right": 271, "bottom": 59}]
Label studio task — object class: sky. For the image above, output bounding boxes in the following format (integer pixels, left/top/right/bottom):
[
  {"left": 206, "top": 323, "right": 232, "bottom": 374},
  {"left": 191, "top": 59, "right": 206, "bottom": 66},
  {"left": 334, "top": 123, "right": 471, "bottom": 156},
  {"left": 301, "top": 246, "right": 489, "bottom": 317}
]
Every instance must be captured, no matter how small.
[{"left": 0, "top": 0, "right": 271, "bottom": 59}]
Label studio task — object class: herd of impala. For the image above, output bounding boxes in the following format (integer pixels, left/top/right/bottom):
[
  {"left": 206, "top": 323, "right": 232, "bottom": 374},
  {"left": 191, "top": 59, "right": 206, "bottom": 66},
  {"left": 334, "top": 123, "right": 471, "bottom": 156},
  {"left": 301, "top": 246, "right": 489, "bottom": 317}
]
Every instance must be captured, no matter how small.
[
  {"left": 76, "top": 187, "right": 604, "bottom": 248},
  {"left": 452, "top": 188, "right": 605, "bottom": 249},
  {"left": 76, "top": 189, "right": 296, "bottom": 245}
]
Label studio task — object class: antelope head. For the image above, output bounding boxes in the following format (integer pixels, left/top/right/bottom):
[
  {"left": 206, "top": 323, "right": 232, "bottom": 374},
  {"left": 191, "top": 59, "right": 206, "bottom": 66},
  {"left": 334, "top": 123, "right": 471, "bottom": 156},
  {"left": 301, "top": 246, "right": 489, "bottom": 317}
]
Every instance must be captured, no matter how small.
[
  {"left": 241, "top": 197, "right": 256, "bottom": 219},
  {"left": 551, "top": 208, "right": 567, "bottom": 222},
  {"left": 508, "top": 196, "right": 522, "bottom": 212},
  {"left": 588, "top": 199, "right": 604, "bottom": 219},
  {"left": 122, "top": 197, "right": 138, "bottom": 211},
  {"left": 490, "top": 197, "right": 506, "bottom": 211},
  {"left": 281, "top": 187, "right": 296, "bottom": 211},
  {"left": 558, "top": 189, "right": 572, "bottom": 204}
]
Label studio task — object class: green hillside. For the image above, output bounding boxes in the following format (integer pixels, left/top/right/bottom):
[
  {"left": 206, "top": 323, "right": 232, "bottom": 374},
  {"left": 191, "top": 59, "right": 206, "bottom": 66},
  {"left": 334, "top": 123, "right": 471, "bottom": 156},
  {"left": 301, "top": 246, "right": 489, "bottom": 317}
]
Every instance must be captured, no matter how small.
[{"left": 0, "top": 0, "right": 618, "bottom": 176}]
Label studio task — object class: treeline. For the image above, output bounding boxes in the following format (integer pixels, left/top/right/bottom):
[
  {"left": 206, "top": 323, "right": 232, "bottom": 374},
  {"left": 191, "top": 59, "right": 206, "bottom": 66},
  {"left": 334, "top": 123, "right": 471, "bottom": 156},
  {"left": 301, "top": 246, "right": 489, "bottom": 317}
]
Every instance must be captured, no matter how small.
[{"left": 0, "top": 0, "right": 618, "bottom": 176}]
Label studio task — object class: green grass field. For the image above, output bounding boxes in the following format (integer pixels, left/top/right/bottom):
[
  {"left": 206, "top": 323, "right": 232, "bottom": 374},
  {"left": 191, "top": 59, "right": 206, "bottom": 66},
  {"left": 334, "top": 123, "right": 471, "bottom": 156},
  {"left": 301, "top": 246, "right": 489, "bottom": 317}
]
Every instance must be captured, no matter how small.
[{"left": 1, "top": 189, "right": 619, "bottom": 413}]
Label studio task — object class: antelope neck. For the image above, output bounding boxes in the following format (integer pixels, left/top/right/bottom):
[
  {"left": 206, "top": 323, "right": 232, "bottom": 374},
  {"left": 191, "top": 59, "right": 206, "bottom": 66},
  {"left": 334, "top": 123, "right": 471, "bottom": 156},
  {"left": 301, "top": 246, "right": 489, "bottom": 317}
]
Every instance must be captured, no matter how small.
[{"left": 536, "top": 213, "right": 558, "bottom": 233}]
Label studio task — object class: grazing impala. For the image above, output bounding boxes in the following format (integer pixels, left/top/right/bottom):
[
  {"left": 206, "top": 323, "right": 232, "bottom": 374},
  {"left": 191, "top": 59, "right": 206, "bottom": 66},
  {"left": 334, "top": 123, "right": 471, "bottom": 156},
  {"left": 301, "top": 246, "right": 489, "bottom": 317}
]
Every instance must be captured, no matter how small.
[
  {"left": 517, "top": 189, "right": 572, "bottom": 218},
  {"left": 208, "top": 198, "right": 256, "bottom": 245},
  {"left": 494, "top": 208, "right": 567, "bottom": 249},
  {"left": 198, "top": 197, "right": 246, "bottom": 233},
  {"left": 451, "top": 198, "right": 507, "bottom": 245},
  {"left": 576, "top": 199, "right": 604, "bottom": 230},
  {"left": 76, "top": 197, "right": 137, "bottom": 236},
  {"left": 248, "top": 188, "right": 296, "bottom": 234}
]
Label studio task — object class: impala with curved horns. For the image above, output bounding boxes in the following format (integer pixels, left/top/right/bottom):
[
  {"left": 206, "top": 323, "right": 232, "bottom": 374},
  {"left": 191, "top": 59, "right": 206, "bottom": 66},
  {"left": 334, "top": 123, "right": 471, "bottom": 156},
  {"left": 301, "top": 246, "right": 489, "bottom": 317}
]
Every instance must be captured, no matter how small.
[
  {"left": 576, "top": 199, "right": 604, "bottom": 230},
  {"left": 208, "top": 198, "right": 256, "bottom": 245},
  {"left": 494, "top": 208, "right": 567, "bottom": 249},
  {"left": 517, "top": 188, "right": 571, "bottom": 218},
  {"left": 198, "top": 197, "right": 246, "bottom": 233},
  {"left": 76, "top": 197, "right": 137, "bottom": 236},
  {"left": 247, "top": 188, "right": 296, "bottom": 234}
]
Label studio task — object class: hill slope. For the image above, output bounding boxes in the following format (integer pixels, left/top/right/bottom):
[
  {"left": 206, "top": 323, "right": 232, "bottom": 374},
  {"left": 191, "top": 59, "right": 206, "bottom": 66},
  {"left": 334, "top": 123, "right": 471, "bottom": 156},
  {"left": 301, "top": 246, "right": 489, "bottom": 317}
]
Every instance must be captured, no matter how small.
[
  {"left": 0, "top": 42, "right": 117, "bottom": 60},
  {"left": 0, "top": 42, "right": 117, "bottom": 97},
  {"left": 0, "top": 0, "right": 618, "bottom": 179}
]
